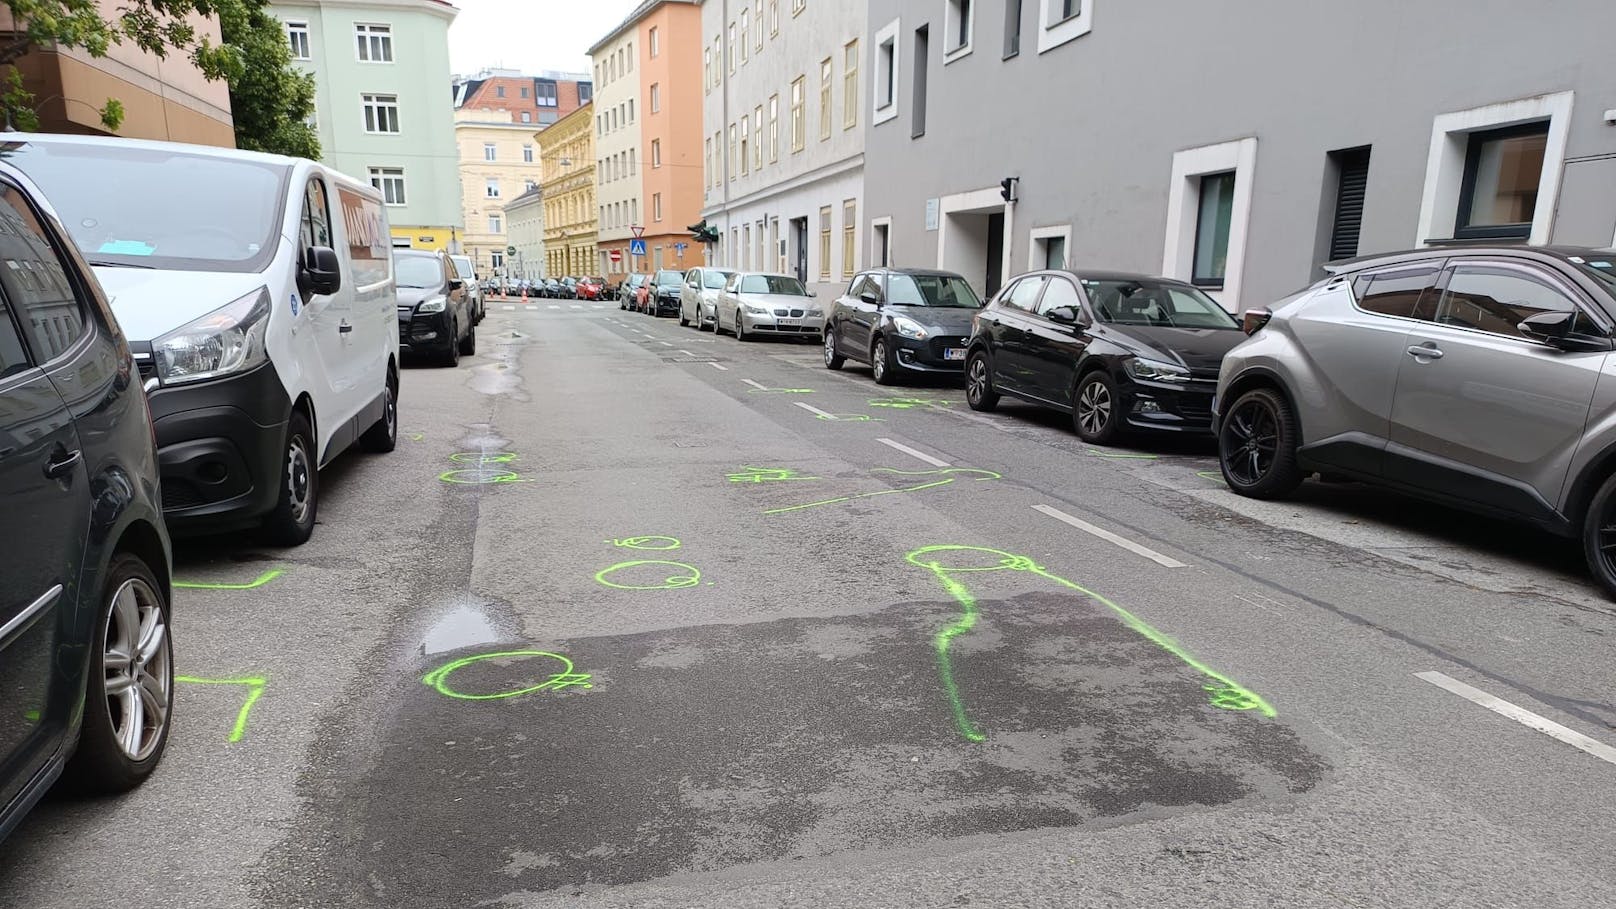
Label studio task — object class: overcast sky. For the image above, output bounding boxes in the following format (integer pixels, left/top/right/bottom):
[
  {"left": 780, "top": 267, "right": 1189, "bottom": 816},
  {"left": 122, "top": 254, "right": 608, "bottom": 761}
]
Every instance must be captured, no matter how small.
[{"left": 447, "top": 0, "right": 642, "bottom": 77}]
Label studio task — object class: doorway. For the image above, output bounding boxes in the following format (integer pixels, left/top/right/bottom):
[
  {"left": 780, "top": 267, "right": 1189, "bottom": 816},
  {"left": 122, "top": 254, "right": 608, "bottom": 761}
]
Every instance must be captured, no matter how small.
[
  {"left": 939, "top": 190, "right": 1009, "bottom": 299},
  {"left": 791, "top": 217, "right": 808, "bottom": 282}
]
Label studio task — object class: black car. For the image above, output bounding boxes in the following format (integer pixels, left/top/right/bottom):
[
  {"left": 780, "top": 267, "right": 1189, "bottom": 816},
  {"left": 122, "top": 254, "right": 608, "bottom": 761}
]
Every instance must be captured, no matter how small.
[
  {"left": 966, "top": 270, "right": 1244, "bottom": 444},
  {"left": 395, "top": 249, "right": 475, "bottom": 367},
  {"left": 619, "top": 273, "right": 647, "bottom": 309},
  {"left": 0, "top": 165, "right": 174, "bottom": 844},
  {"left": 650, "top": 269, "right": 685, "bottom": 316},
  {"left": 824, "top": 268, "right": 982, "bottom": 384}
]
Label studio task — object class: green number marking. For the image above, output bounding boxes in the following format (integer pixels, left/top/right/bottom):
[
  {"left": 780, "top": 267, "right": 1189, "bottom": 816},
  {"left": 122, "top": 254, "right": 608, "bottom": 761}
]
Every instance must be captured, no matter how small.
[
  {"left": 609, "top": 535, "right": 683, "bottom": 550},
  {"left": 422, "top": 650, "right": 592, "bottom": 700},
  {"left": 763, "top": 467, "right": 1000, "bottom": 515},
  {"left": 746, "top": 387, "right": 816, "bottom": 394},
  {"left": 594, "top": 559, "right": 702, "bottom": 590},
  {"left": 175, "top": 675, "right": 267, "bottom": 743},
  {"left": 815, "top": 413, "right": 884, "bottom": 422},
  {"left": 867, "top": 397, "right": 956, "bottom": 409},
  {"left": 174, "top": 569, "right": 283, "bottom": 591},
  {"left": 906, "top": 545, "right": 1275, "bottom": 743},
  {"left": 727, "top": 466, "right": 822, "bottom": 483}
]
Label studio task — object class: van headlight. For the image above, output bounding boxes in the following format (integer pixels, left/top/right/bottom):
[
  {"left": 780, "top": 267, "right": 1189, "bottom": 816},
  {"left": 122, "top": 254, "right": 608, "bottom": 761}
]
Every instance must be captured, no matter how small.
[
  {"left": 152, "top": 287, "right": 270, "bottom": 386},
  {"left": 417, "top": 296, "right": 448, "bottom": 314},
  {"left": 1123, "top": 357, "right": 1192, "bottom": 383}
]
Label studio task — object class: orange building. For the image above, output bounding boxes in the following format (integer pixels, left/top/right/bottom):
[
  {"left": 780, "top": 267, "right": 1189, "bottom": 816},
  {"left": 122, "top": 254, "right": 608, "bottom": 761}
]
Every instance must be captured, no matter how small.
[{"left": 588, "top": 0, "right": 702, "bottom": 281}]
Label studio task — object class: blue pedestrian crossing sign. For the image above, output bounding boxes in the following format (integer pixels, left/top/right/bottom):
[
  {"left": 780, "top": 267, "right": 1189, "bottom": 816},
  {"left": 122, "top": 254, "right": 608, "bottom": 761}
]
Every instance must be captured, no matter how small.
[
  {"left": 675, "top": 242, "right": 688, "bottom": 253},
  {"left": 629, "top": 238, "right": 647, "bottom": 256}
]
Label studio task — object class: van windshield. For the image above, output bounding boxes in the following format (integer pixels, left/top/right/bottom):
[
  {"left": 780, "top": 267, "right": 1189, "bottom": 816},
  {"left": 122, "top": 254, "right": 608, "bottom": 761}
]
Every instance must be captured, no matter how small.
[{"left": 1, "top": 139, "right": 290, "bottom": 274}]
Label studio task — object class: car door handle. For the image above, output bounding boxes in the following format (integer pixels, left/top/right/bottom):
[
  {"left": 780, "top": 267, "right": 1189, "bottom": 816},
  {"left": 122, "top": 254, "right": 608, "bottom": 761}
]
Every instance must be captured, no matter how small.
[
  {"left": 44, "top": 446, "right": 81, "bottom": 480},
  {"left": 1406, "top": 344, "right": 1443, "bottom": 360},
  {"left": 339, "top": 321, "right": 353, "bottom": 334}
]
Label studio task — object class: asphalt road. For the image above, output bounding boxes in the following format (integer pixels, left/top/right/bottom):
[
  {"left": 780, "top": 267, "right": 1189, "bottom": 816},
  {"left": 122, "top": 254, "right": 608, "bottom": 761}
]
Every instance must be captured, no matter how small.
[{"left": 3, "top": 299, "right": 1615, "bottom": 908}]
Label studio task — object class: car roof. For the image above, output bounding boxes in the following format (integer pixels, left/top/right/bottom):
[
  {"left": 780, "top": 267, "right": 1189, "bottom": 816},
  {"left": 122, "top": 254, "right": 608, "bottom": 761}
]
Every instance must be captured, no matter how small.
[
  {"left": 2, "top": 130, "right": 302, "bottom": 168},
  {"left": 1321, "top": 244, "right": 1616, "bottom": 276},
  {"left": 1065, "top": 269, "right": 1192, "bottom": 286},
  {"left": 864, "top": 267, "right": 966, "bottom": 278}
]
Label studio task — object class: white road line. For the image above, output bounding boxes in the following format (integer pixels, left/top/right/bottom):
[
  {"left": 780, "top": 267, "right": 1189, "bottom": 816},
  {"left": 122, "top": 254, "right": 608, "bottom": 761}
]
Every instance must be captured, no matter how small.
[
  {"left": 658, "top": 341, "right": 674, "bottom": 346},
  {"left": 502, "top": 305, "right": 516, "bottom": 311},
  {"left": 678, "top": 349, "right": 697, "bottom": 357},
  {"left": 548, "top": 305, "right": 561, "bottom": 310},
  {"left": 876, "top": 438, "right": 950, "bottom": 468},
  {"left": 793, "top": 401, "right": 834, "bottom": 418},
  {"left": 570, "top": 305, "right": 583, "bottom": 310},
  {"left": 742, "top": 378, "right": 768, "bottom": 390},
  {"left": 1415, "top": 671, "right": 1616, "bottom": 767},
  {"left": 1031, "top": 504, "right": 1187, "bottom": 568},
  {"left": 709, "top": 362, "right": 730, "bottom": 371}
]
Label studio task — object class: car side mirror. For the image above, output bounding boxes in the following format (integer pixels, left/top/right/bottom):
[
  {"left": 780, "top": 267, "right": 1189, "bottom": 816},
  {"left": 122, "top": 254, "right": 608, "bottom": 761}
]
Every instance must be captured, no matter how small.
[
  {"left": 1242, "top": 307, "right": 1273, "bottom": 336},
  {"left": 859, "top": 291, "right": 879, "bottom": 305},
  {"left": 449, "top": 278, "right": 464, "bottom": 291},
  {"left": 303, "top": 246, "right": 341, "bottom": 296},
  {"left": 1518, "top": 310, "right": 1611, "bottom": 351},
  {"left": 1045, "top": 305, "right": 1080, "bottom": 325}
]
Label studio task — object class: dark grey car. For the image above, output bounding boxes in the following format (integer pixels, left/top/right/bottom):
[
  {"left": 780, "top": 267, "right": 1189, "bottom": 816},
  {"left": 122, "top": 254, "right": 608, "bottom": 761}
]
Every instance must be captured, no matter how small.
[
  {"left": 824, "top": 268, "right": 982, "bottom": 385},
  {"left": 395, "top": 250, "right": 474, "bottom": 367}
]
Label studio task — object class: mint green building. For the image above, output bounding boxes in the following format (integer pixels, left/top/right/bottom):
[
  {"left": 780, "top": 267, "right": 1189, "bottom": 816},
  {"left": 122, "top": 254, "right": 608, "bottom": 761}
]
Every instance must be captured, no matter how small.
[{"left": 271, "top": 0, "right": 464, "bottom": 250}]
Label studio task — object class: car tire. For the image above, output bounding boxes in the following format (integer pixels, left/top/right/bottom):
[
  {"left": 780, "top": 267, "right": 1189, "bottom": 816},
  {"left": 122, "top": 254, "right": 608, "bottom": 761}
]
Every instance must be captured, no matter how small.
[
  {"left": 824, "top": 329, "right": 846, "bottom": 370},
  {"left": 735, "top": 313, "right": 751, "bottom": 342},
  {"left": 359, "top": 371, "right": 398, "bottom": 453},
  {"left": 260, "top": 409, "right": 318, "bottom": 546},
  {"left": 1581, "top": 472, "right": 1616, "bottom": 599},
  {"left": 966, "top": 351, "right": 999, "bottom": 412},
  {"left": 714, "top": 309, "right": 727, "bottom": 336},
  {"left": 459, "top": 319, "right": 477, "bottom": 356},
  {"left": 442, "top": 320, "right": 461, "bottom": 368},
  {"left": 1218, "top": 386, "right": 1303, "bottom": 499},
  {"left": 872, "top": 336, "right": 897, "bottom": 386},
  {"left": 62, "top": 552, "right": 173, "bottom": 794},
  {"left": 1073, "top": 371, "right": 1121, "bottom": 444}
]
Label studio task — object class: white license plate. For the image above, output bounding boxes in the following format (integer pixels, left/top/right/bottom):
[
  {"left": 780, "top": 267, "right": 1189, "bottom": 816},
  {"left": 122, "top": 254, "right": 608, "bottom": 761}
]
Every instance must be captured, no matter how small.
[
  {"left": 778, "top": 318, "right": 800, "bottom": 325},
  {"left": 944, "top": 348, "right": 966, "bottom": 361}
]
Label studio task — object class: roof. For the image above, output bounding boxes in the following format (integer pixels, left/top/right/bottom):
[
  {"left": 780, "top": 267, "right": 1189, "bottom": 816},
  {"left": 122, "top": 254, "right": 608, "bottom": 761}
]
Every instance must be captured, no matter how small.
[
  {"left": 1320, "top": 244, "right": 1616, "bottom": 276},
  {"left": 0, "top": 131, "right": 301, "bottom": 168},
  {"left": 587, "top": 0, "right": 697, "bottom": 55}
]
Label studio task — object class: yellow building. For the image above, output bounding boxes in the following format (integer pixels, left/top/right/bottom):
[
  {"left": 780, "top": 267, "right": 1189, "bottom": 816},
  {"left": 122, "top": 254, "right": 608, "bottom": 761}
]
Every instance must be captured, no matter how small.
[
  {"left": 540, "top": 101, "right": 596, "bottom": 277},
  {"left": 454, "top": 107, "right": 544, "bottom": 277}
]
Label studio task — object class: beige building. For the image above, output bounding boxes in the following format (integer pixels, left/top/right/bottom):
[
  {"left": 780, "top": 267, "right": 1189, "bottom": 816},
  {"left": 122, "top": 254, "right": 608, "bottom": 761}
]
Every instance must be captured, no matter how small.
[
  {"left": 455, "top": 106, "right": 543, "bottom": 277},
  {"left": 503, "top": 185, "right": 545, "bottom": 281},
  {"left": 540, "top": 101, "right": 597, "bottom": 277}
]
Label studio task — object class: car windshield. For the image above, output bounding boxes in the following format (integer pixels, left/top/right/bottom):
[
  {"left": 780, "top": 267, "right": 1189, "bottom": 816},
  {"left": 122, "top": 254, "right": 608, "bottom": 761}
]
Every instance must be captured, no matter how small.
[
  {"left": 740, "top": 275, "right": 808, "bottom": 295},
  {"left": 704, "top": 270, "right": 735, "bottom": 289},
  {"left": 2, "top": 139, "right": 289, "bottom": 274},
  {"left": 1081, "top": 279, "right": 1240, "bottom": 328},
  {"left": 656, "top": 270, "right": 684, "bottom": 286},
  {"left": 450, "top": 256, "right": 475, "bottom": 279},
  {"left": 887, "top": 274, "right": 982, "bottom": 308},
  {"left": 394, "top": 254, "right": 443, "bottom": 289}
]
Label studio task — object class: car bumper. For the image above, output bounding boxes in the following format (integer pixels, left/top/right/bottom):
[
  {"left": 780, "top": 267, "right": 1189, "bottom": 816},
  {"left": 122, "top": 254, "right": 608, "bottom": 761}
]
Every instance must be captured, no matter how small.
[
  {"left": 1119, "top": 378, "right": 1218, "bottom": 434},
  {"left": 399, "top": 311, "right": 455, "bottom": 356},
  {"left": 740, "top": 313, "right": 825, "bottom": 335},
  {"left": 655, "top": 296, "right": 680, "bottom": 315},
  {"left": 146, "top": 360, "right": 291, "bottom": 528},
  {"left": 891, "top": 335, "right": 970, "bottom": 372}
]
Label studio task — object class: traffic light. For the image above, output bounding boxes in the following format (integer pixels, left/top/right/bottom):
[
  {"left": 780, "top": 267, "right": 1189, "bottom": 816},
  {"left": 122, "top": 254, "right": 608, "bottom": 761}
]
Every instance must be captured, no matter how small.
[{"left": 999, "top": 177, "right": 1019, "bottom": 203}]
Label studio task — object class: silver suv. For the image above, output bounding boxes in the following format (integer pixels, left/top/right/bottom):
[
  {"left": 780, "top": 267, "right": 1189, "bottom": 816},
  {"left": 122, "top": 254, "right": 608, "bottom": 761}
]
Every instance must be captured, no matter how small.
[{"left": 1215, "top": 246, "right": 1616, "bottom": 596}]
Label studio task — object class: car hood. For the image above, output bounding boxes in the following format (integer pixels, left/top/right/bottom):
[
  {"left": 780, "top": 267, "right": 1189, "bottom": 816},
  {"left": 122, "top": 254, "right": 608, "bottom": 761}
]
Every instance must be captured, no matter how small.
[
  {"left": 741, "top": 293, "right": 817, "bottom": 309},
  {"left": 92, "top": 266, "right": 269, "bottom": 343},
  {"left": 889, "top": 305, "right": 980, "bottom": 335},
  {"left": 395, "top": 286, "right": 442, "bottom": 308},
  {"left": 1095, "top": 323, "right": 1245, "bottom": 374}
]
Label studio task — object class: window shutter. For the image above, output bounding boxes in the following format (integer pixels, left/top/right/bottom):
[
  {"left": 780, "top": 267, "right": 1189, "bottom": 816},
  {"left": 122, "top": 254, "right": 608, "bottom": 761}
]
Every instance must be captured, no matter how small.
[{"left": 1329, "top": 148, "right": 1371, "bottom": 261}]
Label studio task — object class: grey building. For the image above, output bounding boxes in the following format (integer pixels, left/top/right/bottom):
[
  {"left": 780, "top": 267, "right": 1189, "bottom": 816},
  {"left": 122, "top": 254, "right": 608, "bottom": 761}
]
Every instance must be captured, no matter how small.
[{"left": 861, "top": 0, "right": 1616, "bottom": 311}]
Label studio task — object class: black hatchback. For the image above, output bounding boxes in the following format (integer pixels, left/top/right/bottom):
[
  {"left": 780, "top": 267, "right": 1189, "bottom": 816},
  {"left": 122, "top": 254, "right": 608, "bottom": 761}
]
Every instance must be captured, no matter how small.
[
  {"left": 823, "top": 268, "right": 983, "bottom": 384},
  {"left": 965, "top": 270, "right": 1245, "bottom": 444},
  {"left": 0, "top": 164, "right": 174, "bottom": 844}
]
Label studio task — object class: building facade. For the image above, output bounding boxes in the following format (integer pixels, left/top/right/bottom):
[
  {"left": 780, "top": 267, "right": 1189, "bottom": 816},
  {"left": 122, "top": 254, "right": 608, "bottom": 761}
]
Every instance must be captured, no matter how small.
[
  {"left": 452, "top": 67, "right": 593, "bottom": 129},
  {"left": 272, "top": 0, "right": 462, "bottom": 250},
  {"left": 699, "top": 0, "right": 864, "bottom": 298},
  {"left": 504, "top": 185, "right": 545, "bottom": 281},
  {"left": 540, "top": 101, "right": 598, "bottom": 277},
  {"left": 453, "top": 107, "right": 543, "bottom": 278},
  {"left": 862, "top": 0, "right": 1616, "bottom": 311},
  {"left": 589, "top": 0, "right": 703, "bottom": 281},
  {"left": 1, "top": 2, "right": 233, "bottom": 144}
]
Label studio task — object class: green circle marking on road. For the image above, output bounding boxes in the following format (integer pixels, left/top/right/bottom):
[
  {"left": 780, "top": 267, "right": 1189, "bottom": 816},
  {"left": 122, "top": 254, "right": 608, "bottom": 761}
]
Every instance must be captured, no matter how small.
[
  {"left": 610, "top": 535, "right": 683, "bottom": 550},
  {"left": 422, "top": 650, "right": 593, "bottom": 700},
  {"left": 449, "top": 451, "right": 519, "bottom": 463},
  {"left": 594, "top": 560, "right": 702, "bottom": 590},
  {"left": 439, "top": 467, "right": 529, "bottom": 485}
]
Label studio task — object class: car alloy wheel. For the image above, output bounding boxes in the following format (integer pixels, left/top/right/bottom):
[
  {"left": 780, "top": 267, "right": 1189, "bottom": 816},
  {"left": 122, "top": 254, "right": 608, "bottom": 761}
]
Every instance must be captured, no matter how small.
[
  {"left": 103, "top": 575, "right": 170, "bottom": 762},
  {"left": 824, "top": 329, "right": 845, "bottom": 369},
  {"left": 1221, "top": 396, "right": 1281, "bottom": 487},
  {"left": 966, "top": 353, "right": 998, "bottom": 411},
  {"left": 1076, "top": 377, "right": 1113, "bottom": 438}
]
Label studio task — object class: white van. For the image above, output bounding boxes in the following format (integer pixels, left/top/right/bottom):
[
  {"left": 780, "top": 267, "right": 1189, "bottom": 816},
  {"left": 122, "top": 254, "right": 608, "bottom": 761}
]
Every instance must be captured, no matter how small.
[{"left": 5, "top": 134, "right": 400, "bottom": 545}]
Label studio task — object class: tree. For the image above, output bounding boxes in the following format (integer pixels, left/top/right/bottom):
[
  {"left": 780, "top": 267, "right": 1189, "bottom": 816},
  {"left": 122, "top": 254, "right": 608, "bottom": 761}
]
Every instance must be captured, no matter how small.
[{"left": 215, "top": 0, "right": 317, "bottom": 158}]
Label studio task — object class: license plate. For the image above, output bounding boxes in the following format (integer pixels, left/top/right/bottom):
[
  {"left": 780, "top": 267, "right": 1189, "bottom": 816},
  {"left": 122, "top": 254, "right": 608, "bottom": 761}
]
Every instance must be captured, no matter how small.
[
  {"left": 944, "top": 348, "right": 966, "bottom": 361},
  {"left": 778, "top": 318, "right": 800, "bottom": 325}
]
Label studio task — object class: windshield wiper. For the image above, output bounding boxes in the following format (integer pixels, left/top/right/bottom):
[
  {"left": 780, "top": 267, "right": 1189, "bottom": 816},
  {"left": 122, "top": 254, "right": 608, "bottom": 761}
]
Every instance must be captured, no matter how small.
[{"left": 87, "top": 258, "right": 157, "bottom": 269}]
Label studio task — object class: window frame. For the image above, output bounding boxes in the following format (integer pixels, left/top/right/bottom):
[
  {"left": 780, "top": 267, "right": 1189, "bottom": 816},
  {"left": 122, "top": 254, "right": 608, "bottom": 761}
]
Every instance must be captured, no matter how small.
[
  {"left": 482, "top": 142, "right": 496, "bottom": 162},
  {"left": 368, "top": 166, "right": 406, "bottom": 206},
  {"left": 842, "top": 199, "right": 857, "bottom": 277},
  {"left": 872, "top": 19, "right": 901, "bottom": 125},
  {"left": 819, "top": 57, "right": 833, "bottom": 141},
  {"left": 790, "top": 76, "right": 806, "bottom": 152},
  {"left": 1453, "top": 121, "right": 1551, "bottom": 241},
  {"left": 1036, "top": 0, "right": 1092, "bottom": 54},
  {"left": 943, "top": 0, "right": 974, "bottom": 63},
  {"left": 361, "top": 92, "right": 400, "bottom": 134},
  {"left": 1190, "top": 170, "right": 1236, "bottom": 288},
  {"left": 843, "top": 39, "right": 859, "bottom": 129},
  {"left": 354, "top": 22, "right": 393, "bottom": 63},
  {"left": 286, "top": 20, "right": 311, "bottom": 60},
  {"left": 1161, "top": 137, "right": 1257, "bottom": 308}
]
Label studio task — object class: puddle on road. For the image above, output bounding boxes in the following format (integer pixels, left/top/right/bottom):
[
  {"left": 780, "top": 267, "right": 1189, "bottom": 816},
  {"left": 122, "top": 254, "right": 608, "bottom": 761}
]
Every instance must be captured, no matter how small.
[
  {"left": 419, "top": 599, "right": 505, "bottom": 656},
  {"left": 468, "top": 331, "right": 531, "bottom": 400}
]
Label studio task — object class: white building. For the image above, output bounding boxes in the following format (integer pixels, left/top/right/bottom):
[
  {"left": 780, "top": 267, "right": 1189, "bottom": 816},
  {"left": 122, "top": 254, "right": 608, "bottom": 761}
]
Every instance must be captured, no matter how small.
[{"left": 699, "top": 0, "right": 864, "bottom": 297}]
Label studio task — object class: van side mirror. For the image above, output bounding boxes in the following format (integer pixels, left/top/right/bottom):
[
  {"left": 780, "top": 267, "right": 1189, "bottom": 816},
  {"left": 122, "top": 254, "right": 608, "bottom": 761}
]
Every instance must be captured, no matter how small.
[{"left": 303, "top": 246, "right": 342, "bottom": 296}]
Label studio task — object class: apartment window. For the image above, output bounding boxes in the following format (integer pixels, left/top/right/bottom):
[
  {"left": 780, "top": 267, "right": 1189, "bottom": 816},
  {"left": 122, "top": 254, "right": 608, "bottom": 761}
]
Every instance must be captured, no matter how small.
[
  {"left": 790, "top": 76, "right": 805, "bottom": 151},
  {"left": 629, "top": 147, "right": 636, "bottom": 175},
  {"left": 491, "top": 252, "right": 503, "bottom": 270},
  {"left": 355, "top": 24, "right": 392, "bottom": 62},
  {"left": 705, "top": 137, "right": 713, "bottom": 185},
  {"left": 704, "top": 49, "right": 713, "bottom": 91},
  {"left": 652, "top": 139, "right": 662, "bottom": 168},
  {"left": 1037, "top": 0, "right": 1092, "bottom": 53},
  {"left": 1455, "top": 123, "right": 1549, "bottom": 240},
  {"left": 728, "top": 23, "right": 736, "bottom": 72},
  {"left": 1003, "top": 0, "right": 1021, "bottom": 57},
  {"left": 496, "top": 85, "right": 506, "bottom": 98},
  {"left": 793, "top": 0, "right": 806, "bottom": 14},
  {"left": 818, "top": 206, "right": 832, "bottom": 277},
  {"left": 740, "top": 129, "right": 749, "bottom": 175},
  {"left": 743, "top": 224, "right": 752, "bottom": 269},
  {"left": 1030, "top": 225, "right": 1070, "bottom": 270},
  {"left": 578, "top": 82, "right": 591, "bottom": 103},
  {"left": 368, "top": 166, "right": 405, "bottom": 205},
  {"left": 911, "top": 26, "right": 929, "bottom": 138},
  {"left": 755, "top": 0, "right": 764, "bottom": 50},
  {"left": 482, "top": 142, "right": 496, "bottom": 161},
  {"left": 650, "top": 83, "right": 660, "bottom": 113},
  {"left": 842, "top": 200, "right": 856, "bottom": 276},
  {"left": 944, "top": 0, "right": 973, "bottom": 60},
  {"left": 628, "top": 99, "right": 634, "bottom": 121},
  {"left": 286, "top": 21, "right": 310, "bottom": 60},
  {"left": 488, "top": 214, "right": 502, "bottom": 233},
  {"left": 843, "top": 40, "right": 859, "bottom": 128},
  {"left": 485, "top": 177, "right": 500, "bottom": 199},
  {"left": 650, "top": 26, "right": 659, "bottom": 58},
  {"left": 739, "top": 11, "right": 749, "bottom": 62},
  {"left": 536, "top": 81, "right": 558, "bottom": 107},
  {"left": 520, "top": 112, "right": 531, "bottom": 123},
  {"left": 654, "top": 193, "right": 663, "bottom": 222},
  {"left": 1163, "top": 137, "right": 1256, "bottom": 304},
  {"left": 1192, "top": 172, "right": 1235, "bottom": 287},
  {"left": 873, "top": 19, "right": 899, "bottom": 125},
  {"left": 769, "top": 0, "right": 779, "bottom": 34},
  {"left": 627, "top": 42, "right": 634, "bottom": 70},
  {"left": 768, "top": 95, "right": 779, "bottom": 161},
  {"left": 753, "top": 106, "right": 763, "bottom": 170},
  {"left": 520, "top": 85, "right": 529, "bottom": 99},
  {"left": 819, "top": 58, "right": 833, "bottom": 141},
  {"left": 521, "top": 144, "right": 534, "bottom": 164},
  {"left": 362, "top": 93, "right": 399, "bottom": 133},
  {"left": 1050, "top": 0, "right": 1079, "bottom": 24},
  {"left": 729, "top": 124, "right": 738, "bottom": 179}
]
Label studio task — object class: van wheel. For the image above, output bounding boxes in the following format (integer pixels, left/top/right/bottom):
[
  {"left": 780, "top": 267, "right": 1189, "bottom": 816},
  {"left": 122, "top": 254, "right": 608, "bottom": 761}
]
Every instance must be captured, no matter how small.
[
  {"left": 360, "top": 372, "right": 397, "bottom": 453},
  {"left": 459, "top": 320, "right": 477, "bottom": 356},
  {"left": 63, "top": 553, "right": 172, "bottom": 793},
  {"left": 1581, "top": 471, "right": 1616, "bottom": 599},
  {"left": 261, "top": 410, "right": 318, "bottom": 546},
  {"left": 1218, "top": 387, "right": 1302, "bottom": 499}
]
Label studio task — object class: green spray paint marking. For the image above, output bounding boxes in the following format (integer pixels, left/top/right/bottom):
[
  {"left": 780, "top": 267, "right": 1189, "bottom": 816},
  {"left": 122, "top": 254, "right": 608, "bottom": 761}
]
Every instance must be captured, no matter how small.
[
  {"left": 764, "top": 467, "right": 1000, "bottom": 515},
  {"left": 595, "top": 560, "right": 702, "bottom": 590},
  {"left": 1196, "top": 469, "right": 1226, "bottom": 484},
  {"left": 746, "top": 387, "right": 816, "bottom": 395},
  {"left": 407, "top": 432, "right": 425, "bottom": 442},
  {"left": 868, "top": 396, "right": 956, "bottom": 409},
  {"left": 610, "top": 535, "right": 683, "bottom": 550},
  {"left": 727, "top": 466, "right": 822, "bottom": 483},
  {"left": 174, "top": 568, "right": 283, "bottom": 590},
  {"left": 906, "top": 545, "right": 1275, "bottom": 743},
  {"left": 440, "top": 451, "right": 532, "bottom": 484},
  {"left": 175, "top": 675, "right": 267, "bottom": 743},
  {"left": 23, "top": 709, "right": 39, "bottom": 723},
  {"left": 449, "top": 451, "right": 518, "bottom": 463},
  {"left": 423, "top": 650, "right": 592, "bottom": 700},
  {"left": 1087, "top": 449, "right": 1160, "bottom": 460},
  {"left": 815, "top": 413, "right": 884, "bottom": 422}
]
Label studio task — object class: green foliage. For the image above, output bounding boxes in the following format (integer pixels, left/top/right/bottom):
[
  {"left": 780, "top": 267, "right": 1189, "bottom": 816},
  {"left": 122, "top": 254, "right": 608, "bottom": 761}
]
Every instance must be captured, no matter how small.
[{"left": 215, "top": 0, "right": 317, "bottom": 158}]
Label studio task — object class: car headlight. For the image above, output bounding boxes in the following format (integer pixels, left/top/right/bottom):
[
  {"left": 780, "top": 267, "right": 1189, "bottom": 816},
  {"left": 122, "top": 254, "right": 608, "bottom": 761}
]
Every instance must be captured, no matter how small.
[
  {"left": 152, "top": 287, "right": 270, "bottom": 386},
  {"left": 417, "top": 296, "right": 448, "bottom": 314},
  {"left": 891, "top": 316, "right": 928, "bottom": 340},
  {"left": 1123, "top": 357, "right": 1192, "bottom": 383},
  {"left": 805, "top": 308, "right": 822, "bottom": 317},
  {"left": 745, "top": 304, "right": 769, "bottom": 315}
]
